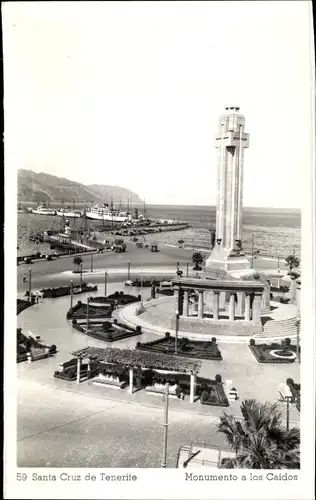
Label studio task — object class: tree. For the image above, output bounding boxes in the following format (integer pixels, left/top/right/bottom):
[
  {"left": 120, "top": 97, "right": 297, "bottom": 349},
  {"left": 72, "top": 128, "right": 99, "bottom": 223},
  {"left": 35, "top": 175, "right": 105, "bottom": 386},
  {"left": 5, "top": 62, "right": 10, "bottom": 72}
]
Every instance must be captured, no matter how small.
[
  {"left": 217, "top": 399, "right": 300, "bottom": 469},
  {"left": 192, "top": 251, "right": 204, "bottom": 270},
  {"left": 285, "top": 255, "right": 300, "bottom": 271},
  {"left": 73, "top": 256, "right": 83, "bottom": 272}
]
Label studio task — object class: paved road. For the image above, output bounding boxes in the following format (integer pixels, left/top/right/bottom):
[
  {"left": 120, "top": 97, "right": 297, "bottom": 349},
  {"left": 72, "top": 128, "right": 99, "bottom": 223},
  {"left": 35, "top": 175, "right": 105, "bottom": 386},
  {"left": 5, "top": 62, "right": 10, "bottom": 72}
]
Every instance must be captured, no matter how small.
[
  {"left": 17, "top": 378, "right": 228, "bottom": 468},
  {"left": 17, "top": 242, "right": 286, "bottom": 293}
]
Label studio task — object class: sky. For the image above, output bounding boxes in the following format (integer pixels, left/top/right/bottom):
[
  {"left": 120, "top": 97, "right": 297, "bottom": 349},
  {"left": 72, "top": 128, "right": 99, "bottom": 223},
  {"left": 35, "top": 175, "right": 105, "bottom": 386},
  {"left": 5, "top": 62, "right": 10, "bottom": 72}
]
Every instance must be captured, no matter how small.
[{"left": 3, "top": 1, "right": 314, "bottom": 207}]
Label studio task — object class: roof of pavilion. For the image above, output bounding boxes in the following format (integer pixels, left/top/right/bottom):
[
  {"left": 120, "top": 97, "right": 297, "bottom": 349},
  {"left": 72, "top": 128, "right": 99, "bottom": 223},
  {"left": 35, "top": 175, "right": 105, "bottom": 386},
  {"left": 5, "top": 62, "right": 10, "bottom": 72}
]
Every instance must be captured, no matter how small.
[
  {"left": 71, "top": 346, "right": 201, "bottom": 374},
  {"left": 172, "top": 278, "right": 265, "bottom": 290}
]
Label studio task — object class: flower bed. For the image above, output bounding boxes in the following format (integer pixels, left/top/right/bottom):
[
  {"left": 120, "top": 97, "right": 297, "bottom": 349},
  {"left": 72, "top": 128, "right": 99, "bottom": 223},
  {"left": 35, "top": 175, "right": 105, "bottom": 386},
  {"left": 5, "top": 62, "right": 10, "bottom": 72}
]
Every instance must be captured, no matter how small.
[
  {"left": 17, "top": 299, "right": 34, "bottom": 315},
  {"left": 66, "top": 301, "right": 114, "bottom": 319},
  {"left": 249, "top": 338, "right": 298, "bottom": 363},
  {"left": 200, "top": 379, "right": 229, "bottom": 407},
  {"left": 40, "top": 283, "right": 97, "bottom": 299},
  {"left": 136, "top": 334, "right": 222, "bottom": 361},
  {"left": 72, "top": 320, "right": 142, "bottom": 342},
  {"left": 17, "top": 328, "right": 57, "bottom": 363},
  {"left": 106, "top": 291, "right": 141, "bottom": 305}
]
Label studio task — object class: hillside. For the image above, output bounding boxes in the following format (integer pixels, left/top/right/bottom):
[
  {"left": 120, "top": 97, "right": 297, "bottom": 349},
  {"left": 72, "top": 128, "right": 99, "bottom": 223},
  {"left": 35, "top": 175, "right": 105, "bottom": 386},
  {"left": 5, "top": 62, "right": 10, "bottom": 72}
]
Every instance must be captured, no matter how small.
[{"left": 17, "top": 170, "right": 143, "bottom": 204}]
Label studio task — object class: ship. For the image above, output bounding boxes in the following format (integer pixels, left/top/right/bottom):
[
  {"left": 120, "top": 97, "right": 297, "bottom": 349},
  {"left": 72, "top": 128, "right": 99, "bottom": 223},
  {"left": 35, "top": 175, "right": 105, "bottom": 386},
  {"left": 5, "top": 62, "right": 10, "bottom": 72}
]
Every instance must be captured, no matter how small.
[
  {"left": 32, "top": 204, "right": 57, "bottom": 216},
  {"left": 56, "top": 208, "right": 82, "bottom": 218},
  {"left": 85, "top": 203, "right": 132, "bottom": 222}
]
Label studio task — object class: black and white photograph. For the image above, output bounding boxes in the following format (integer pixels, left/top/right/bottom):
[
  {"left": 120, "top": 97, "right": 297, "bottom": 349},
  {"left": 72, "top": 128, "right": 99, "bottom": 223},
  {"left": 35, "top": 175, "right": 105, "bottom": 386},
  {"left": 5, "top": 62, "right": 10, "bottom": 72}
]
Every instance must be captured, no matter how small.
[{"left": 3, "top": 1, "right": 315, "bottom": 499}]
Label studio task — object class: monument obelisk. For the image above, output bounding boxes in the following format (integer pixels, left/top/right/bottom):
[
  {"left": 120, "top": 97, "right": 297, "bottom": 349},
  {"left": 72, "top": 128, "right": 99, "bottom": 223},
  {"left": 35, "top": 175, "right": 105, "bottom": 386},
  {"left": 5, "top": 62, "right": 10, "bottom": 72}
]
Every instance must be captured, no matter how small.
[{"left": 205, "top": 106, "right": 251, "bottom": 274}]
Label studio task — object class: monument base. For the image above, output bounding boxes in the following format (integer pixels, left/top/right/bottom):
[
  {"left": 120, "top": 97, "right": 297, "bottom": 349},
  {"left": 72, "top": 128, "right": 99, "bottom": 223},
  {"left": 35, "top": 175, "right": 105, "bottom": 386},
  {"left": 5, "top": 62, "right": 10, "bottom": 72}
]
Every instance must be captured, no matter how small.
[{"left": 205, "top": 246, "right": 251, "bottom": 275}]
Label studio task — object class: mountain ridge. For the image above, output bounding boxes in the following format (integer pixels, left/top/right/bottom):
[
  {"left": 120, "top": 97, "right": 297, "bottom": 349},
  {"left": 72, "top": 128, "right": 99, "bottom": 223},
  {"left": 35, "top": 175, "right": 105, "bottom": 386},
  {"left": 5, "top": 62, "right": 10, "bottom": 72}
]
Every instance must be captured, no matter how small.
[{"left": 17, "top": 169, "right": 143, "bottom": 204}]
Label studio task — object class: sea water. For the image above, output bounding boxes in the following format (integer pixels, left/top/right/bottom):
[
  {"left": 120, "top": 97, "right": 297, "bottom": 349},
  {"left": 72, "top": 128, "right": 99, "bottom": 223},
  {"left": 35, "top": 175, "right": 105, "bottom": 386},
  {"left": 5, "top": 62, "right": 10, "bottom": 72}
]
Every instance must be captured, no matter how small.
[{"left": 17, "top": 205, "right": 301, "bottom": 260}]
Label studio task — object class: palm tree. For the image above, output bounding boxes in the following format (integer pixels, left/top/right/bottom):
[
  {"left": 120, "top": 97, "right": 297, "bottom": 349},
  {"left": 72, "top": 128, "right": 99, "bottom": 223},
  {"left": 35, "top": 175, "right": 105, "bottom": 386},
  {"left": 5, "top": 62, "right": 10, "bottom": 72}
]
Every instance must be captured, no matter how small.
[
  {"left": 192, "top": 251, "right": 204, "bottom": 270},
  {"left": 285, "top": 254, "right": 300, "bottom": 271},
  {"left": 217, "top": 399, "right": 300, "bottom": 469},
  {"left": 73, "top": 255, "right": 83, "bottom": 273}
]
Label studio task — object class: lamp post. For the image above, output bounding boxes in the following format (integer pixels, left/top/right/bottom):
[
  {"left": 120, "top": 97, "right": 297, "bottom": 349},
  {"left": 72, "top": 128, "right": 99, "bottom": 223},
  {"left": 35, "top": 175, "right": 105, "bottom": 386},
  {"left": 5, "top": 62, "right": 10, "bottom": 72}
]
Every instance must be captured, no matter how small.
[
  {"left": 140, "top": 262, "right": 144, "bottom": 307},
  {"left": 86, "top": 298, "right": 90, "bottom": 332},
  {"left": 296, "top": 318, "right": 300, "bottom": 363},
  {"left": 28, "top": 268, "right": 32, "bottom": 301},
  {"left": 80, "top": 262, "right": 83, "bottom": 288},
  {"left": 251, "top": 234, "right": 255, "bottom": 268},
  {"left": 285, "top": 395, "right": 291, "bottom": 431},
  {"left": 127, "top": 260, "right": 131, "bottom": 280},
  {"left": 90, "top": 253, "right": 94, "bottom": 272},
  {"left": 174, "top": 310, "right": 179, "bottom": 354},
  {"left": 186, "top": 261, "right": 189, "bottom": 278},
  {"left": 104, "top": 270, "right": 108, "bottom": 298},
  {"left": 70, "top": 280, "right": 74, "bottom": 309},
  {"left": 161, "top": 383, "right": 169, "bottom": 468}
]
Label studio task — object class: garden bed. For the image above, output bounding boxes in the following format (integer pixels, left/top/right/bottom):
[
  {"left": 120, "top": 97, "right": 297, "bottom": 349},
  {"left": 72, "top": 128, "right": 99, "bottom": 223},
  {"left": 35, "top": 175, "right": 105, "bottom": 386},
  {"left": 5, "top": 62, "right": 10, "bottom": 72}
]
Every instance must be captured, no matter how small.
[
  {"left": 66, "top": 301, "right": 114, "bottom": 319},
  {"left": 106, "top": 291, "right": 141, "bottom": 305},
  {"left": 17, "top": 328, "right": 57, "bottom": 363},
  {"left": 72, "top": 319, "right": 142, "bottom": 342},
  {"left": 17, "top": 299, "right": 34, "bottom": 315},
  {"left": 40, "top": 283, "right": 97, "bottom": 299},
  {"left": 249, "top": 338, "right": 299, "bottom": 363},
  {"left": 136, "top": 333, "right": 222, "bottom": 360}
]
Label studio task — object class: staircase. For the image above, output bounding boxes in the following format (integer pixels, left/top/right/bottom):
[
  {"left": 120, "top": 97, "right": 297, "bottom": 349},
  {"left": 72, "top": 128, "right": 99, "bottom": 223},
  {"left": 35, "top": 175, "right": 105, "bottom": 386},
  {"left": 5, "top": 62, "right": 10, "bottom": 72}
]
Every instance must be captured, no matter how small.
[
  {"left": 139, "top": 309, "right": 172, "bottom": 330},
  {"left": 262, "top": 317, "right": 299, "bottom": 339}
]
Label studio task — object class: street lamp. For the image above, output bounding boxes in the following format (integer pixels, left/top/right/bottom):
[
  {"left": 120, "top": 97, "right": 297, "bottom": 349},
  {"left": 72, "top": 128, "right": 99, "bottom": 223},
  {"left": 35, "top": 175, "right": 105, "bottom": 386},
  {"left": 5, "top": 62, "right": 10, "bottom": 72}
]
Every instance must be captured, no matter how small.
[
  {"left": 80, "top": 262, "right": 83, "bottom": 288},
  {"left": 296, "top": 317, "right": 300, "bottom": 363},
  {"left": 28, "top": 267, "right": 32, "bottom": 301},
  {"left": 174, "top": 310, "right": 179, "bottom": 354},
  {"left": 127, "top": 260, "right": 131, "bottom": 280},
  {"left": 285, "top": 395, "right": 292, "bottom": 431},
  {"left": 186, "top": 261, "right": 189, "bottom": 278},
  {"left": 70, "top": 280, "right": 74, "bottom": 309},
  {"left": 161, "top": 383, "right": 169, "bottom": 468},
  {"left": 104, "top": 270, "right": 108, "bottom": 298},
  {"left": 90, "top": 253, "right": 94, "bottom": 272}
]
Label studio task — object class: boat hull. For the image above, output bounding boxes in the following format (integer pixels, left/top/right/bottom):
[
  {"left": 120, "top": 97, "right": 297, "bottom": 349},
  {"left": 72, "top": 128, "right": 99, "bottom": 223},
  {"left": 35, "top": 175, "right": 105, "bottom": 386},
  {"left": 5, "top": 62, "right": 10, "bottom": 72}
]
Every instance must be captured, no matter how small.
[
  {"left": 85, "top": 211, "right": 130, "bottom": 222},
  {"left": 56, "top": 211, "right": 81, "bottom": 218},
  {"left": 32, "top": 209, "right": 56, "bottom": 215}
]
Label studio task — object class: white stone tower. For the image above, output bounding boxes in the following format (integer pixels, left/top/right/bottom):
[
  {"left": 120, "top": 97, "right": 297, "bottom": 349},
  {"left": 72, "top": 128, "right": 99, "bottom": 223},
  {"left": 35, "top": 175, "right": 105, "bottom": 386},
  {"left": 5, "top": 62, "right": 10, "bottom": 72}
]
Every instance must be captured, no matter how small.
[{"left": 205, "top": 106, "right": 251, "bottom": 273}]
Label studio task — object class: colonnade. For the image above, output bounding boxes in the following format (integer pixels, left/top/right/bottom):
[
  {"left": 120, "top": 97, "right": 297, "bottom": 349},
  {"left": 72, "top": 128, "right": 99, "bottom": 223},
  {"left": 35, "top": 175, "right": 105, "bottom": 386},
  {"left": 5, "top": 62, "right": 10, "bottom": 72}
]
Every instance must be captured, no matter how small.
[{"left": 175, "top": 287, "right": 263, "bottom": 324}]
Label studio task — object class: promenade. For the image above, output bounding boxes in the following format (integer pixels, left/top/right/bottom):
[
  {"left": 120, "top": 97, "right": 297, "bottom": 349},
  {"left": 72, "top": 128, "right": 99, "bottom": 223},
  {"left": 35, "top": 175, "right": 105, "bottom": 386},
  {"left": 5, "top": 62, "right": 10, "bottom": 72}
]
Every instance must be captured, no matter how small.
[{"left": 16, "top": 243, "right": 299, "bottom": 468}]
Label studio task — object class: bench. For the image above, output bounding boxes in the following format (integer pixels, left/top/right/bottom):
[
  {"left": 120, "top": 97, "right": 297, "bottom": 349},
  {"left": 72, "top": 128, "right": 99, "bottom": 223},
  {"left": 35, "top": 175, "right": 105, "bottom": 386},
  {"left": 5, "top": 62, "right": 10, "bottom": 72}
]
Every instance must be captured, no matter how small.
[{"left": 27, "top": 347, "right": 50, "bottom": 362}]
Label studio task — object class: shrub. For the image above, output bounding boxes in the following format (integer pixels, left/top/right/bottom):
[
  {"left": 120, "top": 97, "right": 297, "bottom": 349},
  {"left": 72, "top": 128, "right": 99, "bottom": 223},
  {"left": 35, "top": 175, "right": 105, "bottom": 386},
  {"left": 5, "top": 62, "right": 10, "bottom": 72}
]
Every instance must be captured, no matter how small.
[
  {"left": 137, "top": 294, "right": 141, "bottom": 300},
  {"left": 120, "top": 291, "right": 124, "bottom": 296},
  {"left": 77, "top": 301, "right": 82, "bottom": 306},
  {"left": 259, "top": 354, "right": 265, "bottom": 361},
  {"left": 165, "top": 332, "right": 171, "bottom": 338},
  {"left": 201, "top": 390, "right": 210, "bottom": 402},
  {"left": 136, "top": 342, "right": 141, "bottom": 347},
  {"left": 50, "top": 344, "right": 57, "bottom": 352},
  {"left": 250, "top": 339, "right": 255, "bottom": 346},
  {"left": 211, "top": 337, "right": 217, "bottom": 343},
  {"left": 102, "top": 321, "right": 111, "bottom": 330},
  {"left": 136, "top": 325, "right": 142, "bottom": 333},
  {"left": 285, "top": 337, "right": 291, "bottom": 346},
  {"left": 113, "top": 319, "right": 118, "bottom": 324},
  {"left": 286, "top": 378, "right": 294, "bottom": 387},
  {"left": 216, "top": 351, "right": 222, "bottom": 358},
  {"left": 67, "top": 368, "right": 76, "bottom": 378},
  {"left": 72, "top": 319, "right": 77, "bottom": 325},
  {"left": 106, "top": 332, "right": 113, "bottom": 340},
  {"left": 215, "top": 374, "right": 222, "bottom": 383},
  {"left": 114, "top": 291, "right": 119, "bottom": 297}
]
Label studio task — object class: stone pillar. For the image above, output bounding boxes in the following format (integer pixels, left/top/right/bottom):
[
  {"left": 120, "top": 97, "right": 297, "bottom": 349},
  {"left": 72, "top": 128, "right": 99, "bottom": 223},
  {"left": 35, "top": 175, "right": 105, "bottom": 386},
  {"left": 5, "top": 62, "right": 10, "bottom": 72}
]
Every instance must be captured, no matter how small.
[
  {"left": 190, "top": 373, "right": 196, "bottom": 404},
  {"left": 229, "top": 293, "right": 235, "bottom": 321},
  {"left": 178, "top": 289, "right": 184, "bottom": 316},
  {"left": 128, "top": 367, "right": 134, "bottom": 394},
  {"left": 262, "top": 284, "right": 270, "bottom": 311},
  {"left": 236, "top": 292, "right": 245, "bottom": 316},
  {"left": 198, "top": 291, "right": 204, "bottom": 318},
  {"left": 244, "top": 293, "right": 251, "bottom": 321},
  {"left": 290, "top": 277, "right": 297, "bottom": 304},
  {"left": 76, "top": 358, "right": 81, "bottom": 384},
  {"left": 183, "top": 290, "right": 189, "bottom": 316},
  {"left": 219, "top": 291, "right": 226, "bottom": 310},
  {"left": 213, "top": 292, "right": 220, "bottom": 320},
  {"left": 252, "top": 292, "right": 262, "bottom": 325}
]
